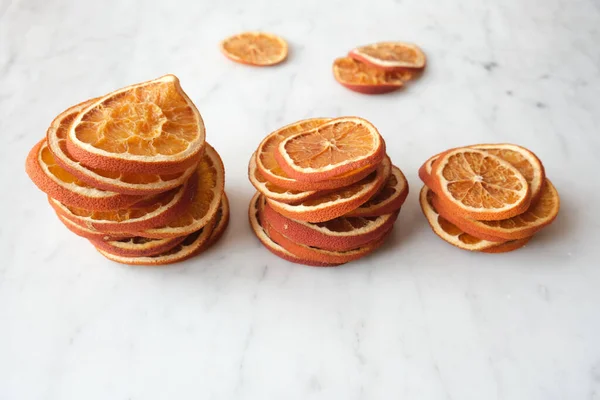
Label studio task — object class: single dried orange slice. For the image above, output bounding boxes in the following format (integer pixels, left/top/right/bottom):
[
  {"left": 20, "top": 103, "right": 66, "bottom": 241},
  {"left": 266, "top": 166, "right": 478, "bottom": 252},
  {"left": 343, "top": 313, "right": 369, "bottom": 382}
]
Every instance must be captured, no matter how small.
[
  {"left": 480, "top": 237, "right": 531, "bottom": 254},
  {"left": 92, "top": 235, "right": 186, "bottom": 258},
  {"left": 267, "top": 157, "right": 391, "bottom": 222},
  {"left": 249, "top": 193, "right": 339, "bottom": 267},
  {"left": 26, "top": 139, "right": 142, "bottom": 210},
  {"left": 50, "top": 176, "right": 196, "bottom": 233},
  {"left": 346, "top": 165, "right": 408, "bottom": 217},
  {"left": 349, "top": 42, "right": 426, "bottom": 71},
  {"left": 263, "top": 200, "right": 397, "bottom": 252},
  {"left": 333, "top": 57, "right": 412, "bottom": 94},
  {"left": 220, "top": 32, "right": 288, "bottom": 66},
  {"left": 433, "top": 179, "right": 559, "bottom": 241},
  {"left": 276, "top": 117, "right": 386, "bottom": 182},
  {"left": 141, "top": 144, "right": 225, "bottom": 238},
  {"left": 57, "top": 214, "right": 129, "bottom": 241},
  {"left": 48, "top": 100, "right": 196, "bottom": 196},
  {"left": 419, "top": 186, "right": 505, "bottom": 251},
  {"left": 431, "top": 148, "right": 531, "bottom": 220},
  {"left": 66, "top": 75, "right": 205, "bottom": 175}
]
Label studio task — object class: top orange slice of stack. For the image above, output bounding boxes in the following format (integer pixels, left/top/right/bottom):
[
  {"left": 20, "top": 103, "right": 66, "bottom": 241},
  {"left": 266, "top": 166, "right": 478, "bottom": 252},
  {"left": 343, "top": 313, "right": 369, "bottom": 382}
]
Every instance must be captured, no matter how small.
[{"left": 66, "top": 75, "right": 206, "bottom": 175}]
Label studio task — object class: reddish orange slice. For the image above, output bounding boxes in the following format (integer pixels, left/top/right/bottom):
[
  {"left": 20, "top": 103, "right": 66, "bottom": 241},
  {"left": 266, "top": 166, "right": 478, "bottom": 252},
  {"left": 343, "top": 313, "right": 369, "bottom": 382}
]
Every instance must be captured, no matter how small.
[
  {"left": 92, "top": 236, "right": 186, "bottom": 258},
  {"left": 431, "top": 148, "right": 531, "bottom": 220},
  {"left": 47, "top": 100, "right": 196, "bottom": 196},
  {"left": 26, "top": 139, "right": 141, "bottom": 210},
  {"left": 346, "top": 165, "right": 408, "bottom": 217},
  {"left": 348, "top": 42, "right": 426, "bottom": 71},
  {"left": 220, "top": 32, "right": 288, "bottom": 66},
  {"left": 267, "top": 156, "right": 391, "bottom": 222},
  {"left": 333, "top": 57, "right": 412, "bottom": 94},
  {"left": 275, "top": 117, "right": 386, "bottom": 182},
  {"left": 263, "top": 200, "right": 397, "bottom": 252},
  {"left": 66, "top": 75, "right": 205, "bottom": 175}
]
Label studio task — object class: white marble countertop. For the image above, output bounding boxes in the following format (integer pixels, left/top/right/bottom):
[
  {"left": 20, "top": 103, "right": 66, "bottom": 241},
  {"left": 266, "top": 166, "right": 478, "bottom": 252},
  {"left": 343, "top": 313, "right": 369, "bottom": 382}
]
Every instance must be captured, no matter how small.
[{"left": 2, "top": 0, "right": 600, "bottom": 399}]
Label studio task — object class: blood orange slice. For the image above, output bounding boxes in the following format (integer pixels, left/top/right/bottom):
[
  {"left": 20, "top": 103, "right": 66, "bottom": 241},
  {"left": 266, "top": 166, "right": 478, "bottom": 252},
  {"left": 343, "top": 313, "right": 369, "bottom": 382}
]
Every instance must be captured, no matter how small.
[
  {"left": 346, "top": 165, "right": 408, "bottom": 217},
  {"left": 26, "top": 139, "right": 141, "bottom": 210},
  {"left": 267, "top": 156, "right": 391, "bottom": 222},
  {"left": 419, "top": 186, "right": 505, "bottom": 251},
  {"left": 333, "top": 57, "right": 412, "bottom": 94},
  {"left": 92, "top": 236, "right": 186, "bottom": 258},
  {"left": 249, "top": 193, "right": 339, "bottom": 267},
  {"left": 47, "top": 100, "right": 196, "bottom": 196},
  {"left": 220, "top": 32, "right": 288, "bottom": 66},
  {"left": 348, "top": 42, "right": 426, "bottom": 71},
  {"left": 276, "top": 117, "right": 385, "bottom": 182},
  {"left": 66, "top": 75, "right": 205, "bottom": 175},
  {"left": 431, "top": 148, "right": 531, "bottom": 220},
  {"left": 263, "top": 200, "right": 397, "bottom": 252}
]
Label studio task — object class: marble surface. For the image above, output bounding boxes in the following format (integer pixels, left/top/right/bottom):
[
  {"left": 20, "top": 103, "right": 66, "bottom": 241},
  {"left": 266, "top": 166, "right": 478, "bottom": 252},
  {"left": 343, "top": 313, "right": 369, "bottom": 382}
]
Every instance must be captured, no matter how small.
[{"left": 1, "top": 0, "right": 600, "bottom": 398}]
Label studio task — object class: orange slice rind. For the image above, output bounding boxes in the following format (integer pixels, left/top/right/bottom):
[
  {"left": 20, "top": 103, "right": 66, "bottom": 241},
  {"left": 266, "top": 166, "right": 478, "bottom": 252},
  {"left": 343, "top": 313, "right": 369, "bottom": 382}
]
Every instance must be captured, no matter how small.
[
  {"left": 348, "top": 42, "right": 426, "bottom": 71},
  {"left": 276, "top": 116, "right": 386, "bottom": 181},
  {"left": 480, "top": 237, "right": 531, "bottom": 254},
  {"left": 92, "top": 235, "right": 186, "bottom": 258},
  {"left": 57, "top": 214, "right": 129, "bottom": 241},
  {"left": 66, "top": 75, "right": 206, "bottom": 175},
  {"left": 333, "top": 57, "right": 412, "bottom": 94},
  {"left": 220, "top": 32, "right": 288, "bottom": 66},
  {"left": 346, "top": 165, "right": 408, "bottom": 217}
]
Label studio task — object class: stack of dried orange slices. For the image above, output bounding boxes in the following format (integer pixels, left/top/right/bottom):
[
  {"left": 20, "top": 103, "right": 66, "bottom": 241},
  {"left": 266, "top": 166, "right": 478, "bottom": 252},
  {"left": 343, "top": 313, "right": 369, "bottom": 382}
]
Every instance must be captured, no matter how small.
[
  {"left": 418, "top": 144, "right": 560, "bottom": 253},
  {"left": 248, "top": 117, "right": 409, "bottom": 266},
  {"left": 333, "top": 41, "right": 426, "bottom": 94},
  {"left": 25, "top": 75, "right": 228, "bottom": 266}
]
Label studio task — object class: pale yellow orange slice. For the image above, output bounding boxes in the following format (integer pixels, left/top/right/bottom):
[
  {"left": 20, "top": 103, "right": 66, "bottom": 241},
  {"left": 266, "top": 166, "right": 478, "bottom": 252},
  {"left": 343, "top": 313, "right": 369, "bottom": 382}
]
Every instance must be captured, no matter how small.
[
  {"left": 349, "top": 42, "right": 426, "bottom": 70},
  {"left": 220, "top": 32, "right": 288, "bottom": 66}
]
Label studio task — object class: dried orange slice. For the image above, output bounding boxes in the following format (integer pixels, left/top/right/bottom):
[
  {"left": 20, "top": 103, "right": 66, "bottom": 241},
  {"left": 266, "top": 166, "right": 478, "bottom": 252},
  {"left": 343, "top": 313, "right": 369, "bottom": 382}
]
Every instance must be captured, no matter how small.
[
  {"left": 50, "top": 176, "right": 195, "bottom": 233},
  {"left": 141, "top": 144, "right": 225, "bottom": 238},
  {"left": 469, "top": 144, "right": 545, "bottom": 202},
  {"left": 92, "top": 236, "right": 186, "bottom": 258},
  {"left": 263, "top": 200, "right": 397, "bottom": 252},
  {"left": 433, "top": 179, "right": 559, "bottom": 241},
  {"left": 249, "top": 193, "right": 338, "bottom": 267},
  {"left": 346, "top": 165, "right": 408, "bottom": 217},
  {"left": 267, "top": 157, "right": 391, "bottom": 222},
  {"left": 419, "top": 186, "right": 505, "bottom": 251},
  {"left": 431, "top": 148, "right": 531, "bottom": 220},
  {"left": 57, "top": 214, "right": 129, "bottom": 241},
  {"left": 480, "top": 237, "right": 531, "bottom": 254},
  {"left": 333, "top": 57, "right": 412, "bottom": 94},
  {"left": 48, "top": 100, "right": 196, "bottom": 196},
  {"left": 220, "top": 32, "right": 288, "bottom": 66},
  {"left": 276, "top": 117, "right": 386, "bottom": 182},
  {"left": 348, "top": 42, "right": 426, "bottom": 71},
  {"left": 66, "top": 75, "right": 205, "bottom": 175},
  {"left": 26, "top": 139, "right": 141, "bottom": 210}
]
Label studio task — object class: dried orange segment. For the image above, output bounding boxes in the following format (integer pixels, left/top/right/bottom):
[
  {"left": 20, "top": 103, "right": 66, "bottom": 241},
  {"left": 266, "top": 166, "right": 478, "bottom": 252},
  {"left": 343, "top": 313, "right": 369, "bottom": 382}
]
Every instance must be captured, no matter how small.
[
  {"left": 267, "top": 156, "right": 391, "bottom": 222},
  {"left": 346, "top": 166, "right": 408, "bottom": 217},
  {"left": 26, "top": 139, "right": 142, "bottom": 210},
  {"left": 349, "top": 42, "right": 426, "bottom": 70},
  {"left": 434, "top": 179, "right": 559, "bottom": 241},
  {"left": 276, "top": 117, "right": 385, "bottom": 182},
  {"left": 263, "top": 200, "right": 397, "bottom": 251},
  {"left": 220, "top": 32, "right": 288, "bottom": 66},
  {"left": 419, "top": 186, "right": 504, "bottom": 251},
  {"left": 141, "top": 144, "right": 225, "bottom": 238},
  {"left": 66, "top": 75, "right": 205, "bottom": 175},
  {"left": 333, "top": 57, "right": 411, "bottom": 94},
  {"left": 431, "top": 148, "right": 531, "bottom": 220},
  {"left": 92, "top": 235, "right": 186, "bottom": 258},
  {"left": 50, "top": 176, "right": 195, "bottom": 233},
  {"left": 469, "top": 144, "right": 545, "bottom": 202}
]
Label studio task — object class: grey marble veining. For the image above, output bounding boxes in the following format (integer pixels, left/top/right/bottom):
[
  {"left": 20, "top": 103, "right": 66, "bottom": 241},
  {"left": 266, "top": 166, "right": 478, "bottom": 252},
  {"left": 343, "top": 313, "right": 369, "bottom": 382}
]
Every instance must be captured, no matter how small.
[{"left": 1, "top": 0, "right": 600, "bottom": 399}]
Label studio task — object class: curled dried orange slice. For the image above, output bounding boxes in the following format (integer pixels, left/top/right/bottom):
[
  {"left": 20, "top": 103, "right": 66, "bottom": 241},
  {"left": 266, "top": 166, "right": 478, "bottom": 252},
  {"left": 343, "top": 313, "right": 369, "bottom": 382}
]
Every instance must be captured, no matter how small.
[
  {"left": 249, "top": 193, "right": 338, "bottom": 267},
  {"left": 66, "top": 75, "right": 205, "bottom": 175},
  {"left": 48, "top": 100, "right": 196, "bottom": 196},
  {"left": 433, "top": 179, "right": 559, "bottom": 241},
  {"left": 92, "top": 236, "right": 186, "bottom": 258},
  {"left": 333, "top": 57, "right": 412, "bottom": 94},
  {"left": 26, "top": 139, "right": 141, "bottom": 210},
  {"left": 50, "top": 176, "right": 195, "bottom": 233},
  {"left": 346, "top": 165, "right": 408, "bottom": 217},
  {"left": 141, "top": 144, "right": 225, "bottom": 238},
  {"left": 220, "top": 32, "right": 288, "bottom": 66},
  {"left": 263, "top": 200, "right": 397, "bottom": 252},
  {"left": 349, "top": 42, "right": 426, "bottom": 71},
  {"left": 419, "top": 186, "right": 505, "bottom": 251},
  {"left": 431, "top": 148, "right": 531, "bottom": 220},
  {"left": 267, "top": 157, "right": 391, "bottom": 222},
  {"left": 276, "top": 117, "right": 386, "bottom": 182}
]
